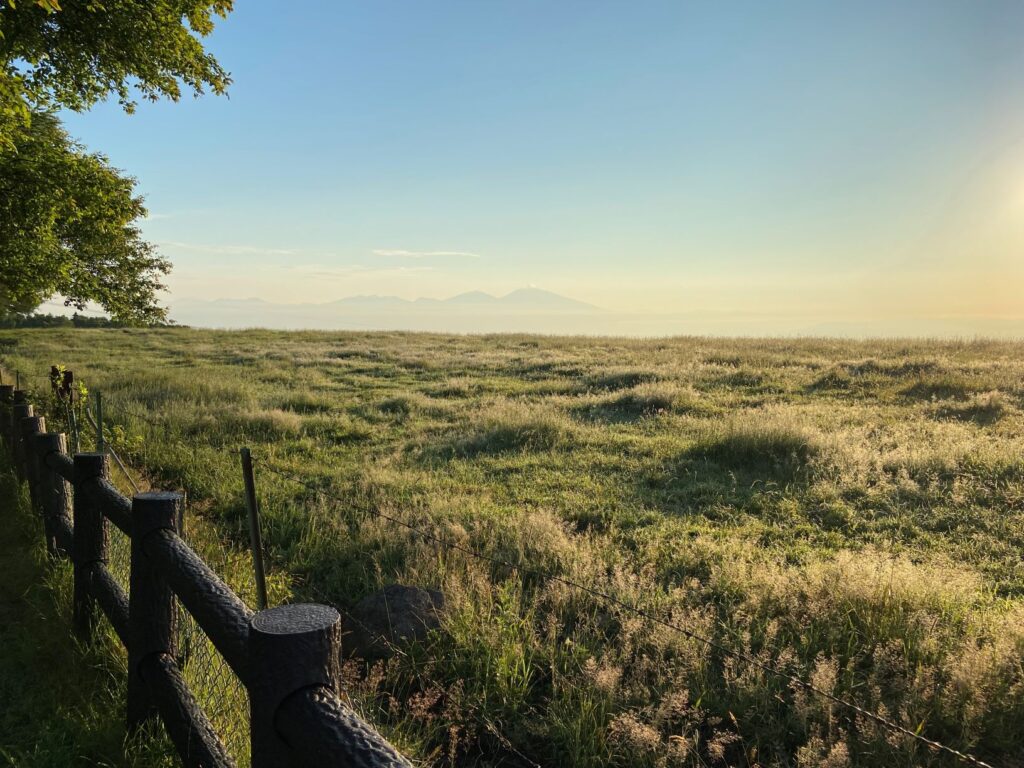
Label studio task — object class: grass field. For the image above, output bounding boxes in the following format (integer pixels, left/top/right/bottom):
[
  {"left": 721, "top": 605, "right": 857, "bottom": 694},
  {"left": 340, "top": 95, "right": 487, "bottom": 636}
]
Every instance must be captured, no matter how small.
[{"left": 2, "top": 328, "right": 1023, "bottom": 768}]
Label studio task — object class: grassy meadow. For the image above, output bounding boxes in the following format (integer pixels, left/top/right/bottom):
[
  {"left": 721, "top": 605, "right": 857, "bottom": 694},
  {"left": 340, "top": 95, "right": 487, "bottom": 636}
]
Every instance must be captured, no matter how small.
[{"left": 2, "top": 328, "right": 1023, "bottom": 768}]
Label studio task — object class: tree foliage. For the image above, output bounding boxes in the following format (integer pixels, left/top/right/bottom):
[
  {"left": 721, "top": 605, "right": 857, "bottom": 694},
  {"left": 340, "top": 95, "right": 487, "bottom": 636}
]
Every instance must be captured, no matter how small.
[
  {"left": 0, "top": 310, "right": 134, "bottom": 327},
  {"left": 1, "top": 0, "right": 232, "bottom": 146},
  {"left": 0, "top": 113, "right": 170, "bottom": 323},
  {"left": 0, "top": 0, "right": 233, "bottom": 323}
]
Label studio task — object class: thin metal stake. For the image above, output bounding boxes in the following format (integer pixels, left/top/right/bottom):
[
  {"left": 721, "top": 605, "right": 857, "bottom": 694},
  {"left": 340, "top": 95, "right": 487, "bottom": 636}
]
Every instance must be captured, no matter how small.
[
  {"left": 65, "top": 370, "right": 79, "bottom": 453},
  {"left": 95, "top": 390, "right": 104, "bottom": 453},
  {"left": 240, "top": 447, "right": 269, "bottom": 610}
]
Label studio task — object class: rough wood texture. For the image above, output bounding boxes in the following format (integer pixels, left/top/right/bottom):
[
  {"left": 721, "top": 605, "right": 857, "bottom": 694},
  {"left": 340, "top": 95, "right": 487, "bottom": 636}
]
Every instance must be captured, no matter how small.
[
  {"left": 139, "top": 652, "right": 236, "bottom": 768},
  {"left": 144, "top": 528, "right": 253, "bottom": 684},
  {"left": 11, "top": 403, "right": 33, "bottom": 481},
  {"left": 92, "top": 563, "right": 130, "bottom": 645},
  {"left": 82, "top": 477, "right": 132, "bottom": 534},
  {"left": 34, "top": 432, "right": 71, "bottom": 556},
  {"left": 276, "top": 687, "right": 413, "bottom": 768},
  {"left": 43, "top": 449, "right": 74, "bottom": 482},
  {"left": 72, "top": 453, "right": 108, "bottom": 641},
  {"left": 249, "top": 603, "right": 342, "bottom": 768},
  {"left": 20, "top": 415, "right": 44, "bottom": 515},
  {"left": 51, "top": 514, "right": 73, "bottom": 556},
  {"left": 128, "top": 492, "right": 180, "bottom": 730}
]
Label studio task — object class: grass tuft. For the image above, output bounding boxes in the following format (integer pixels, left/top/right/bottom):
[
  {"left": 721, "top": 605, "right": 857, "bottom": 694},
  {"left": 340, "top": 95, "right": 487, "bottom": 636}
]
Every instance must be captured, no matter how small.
[
  {"left": 278, "top": 392, "right": 333, "bottom": 413},
  {"left": 687, "top": 414, "right": 822, "bottom": 475},
  {"left": 935, "top": 390, "right": 1009, "bottom": 425},
  {"left": 443, "top": 403, "right": 571, "bottom": 457},
  {"left": 584, "top": 383, "right": 706, "bottom": 420},
  {"left": 582, "top": 369, "right": 660, "bottom": 392},
  {"left": 903, "top": 374, "right": 988, "bottom": 401}
]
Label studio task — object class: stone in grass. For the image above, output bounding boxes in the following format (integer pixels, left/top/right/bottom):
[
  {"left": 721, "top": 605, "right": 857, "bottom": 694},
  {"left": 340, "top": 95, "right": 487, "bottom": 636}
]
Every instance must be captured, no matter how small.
[{"left": 342, "top": 584, "right": 445, "bottom": 661}]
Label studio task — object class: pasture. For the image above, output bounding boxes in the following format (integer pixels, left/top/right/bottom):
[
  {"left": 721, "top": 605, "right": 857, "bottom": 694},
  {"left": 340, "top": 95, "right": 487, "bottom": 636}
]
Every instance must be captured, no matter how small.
[{"left": 2, "top": 328, "right": 1022, "bottom": 768}]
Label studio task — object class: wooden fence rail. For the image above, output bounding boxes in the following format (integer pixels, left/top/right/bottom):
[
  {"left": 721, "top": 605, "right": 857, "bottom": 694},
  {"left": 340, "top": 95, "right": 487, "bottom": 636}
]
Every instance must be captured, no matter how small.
[{"left": 0, "top": 386, "right": 411, "bottom": 768}]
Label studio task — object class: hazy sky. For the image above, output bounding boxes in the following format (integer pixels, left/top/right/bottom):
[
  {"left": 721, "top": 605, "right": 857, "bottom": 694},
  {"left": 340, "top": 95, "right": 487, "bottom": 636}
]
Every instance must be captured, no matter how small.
[{"left": 61, "top": 1, "right": 1024, "bottom": 328}]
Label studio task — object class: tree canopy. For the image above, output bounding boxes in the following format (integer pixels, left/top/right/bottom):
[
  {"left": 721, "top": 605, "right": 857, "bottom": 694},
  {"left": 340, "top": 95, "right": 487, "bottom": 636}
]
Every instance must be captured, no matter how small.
[
  {"left": 0, "top": 113, "right": 170, "bottom": 323},
  {"left": 0, "top": 0, "right": 233, "bottom": 323},
  {"left": 1, "top": 0, "right": 232, "bottom": 147}
]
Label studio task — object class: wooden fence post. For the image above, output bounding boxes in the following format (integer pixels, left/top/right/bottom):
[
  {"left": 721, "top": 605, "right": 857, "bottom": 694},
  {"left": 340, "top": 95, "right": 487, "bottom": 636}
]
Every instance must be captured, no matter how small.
[
  {"left": 73, "top": 453, "right": 108, "bottom": 641},
  {"left": 11, "top": 400, "right": 33, "bottom": 481},
  {"left": 128, "top": 491, "right": 181, "bottom": 732},
  {"left": 0, "top": 385, "right": 13, "bottom": 450},
  {"left": 20, "top": 415, "right": 45, "bottom": 513},
  {"left": 35, "top": 432, "right": 72, "bottom": 557},
  {"left": 249, "top": 603, "right": 342, "bottom": 768}
]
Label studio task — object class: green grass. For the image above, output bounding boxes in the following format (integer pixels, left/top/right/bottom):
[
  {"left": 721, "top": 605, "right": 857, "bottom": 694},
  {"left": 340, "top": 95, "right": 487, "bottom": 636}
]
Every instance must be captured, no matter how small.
[
  {"left": 0, "top": 427, "right": 280, "bottom": 767},
  {"left": 0, "top": 469, "right": 175, "bottom": 767},
  {"left": 3, "top": 328, "right": 1024, "bottom": 767}
]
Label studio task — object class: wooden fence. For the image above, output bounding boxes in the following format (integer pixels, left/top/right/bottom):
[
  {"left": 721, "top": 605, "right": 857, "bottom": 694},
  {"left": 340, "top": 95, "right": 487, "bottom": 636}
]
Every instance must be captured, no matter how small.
[{"left": 0, "top": 383, "right": 411, "bottom": 768}]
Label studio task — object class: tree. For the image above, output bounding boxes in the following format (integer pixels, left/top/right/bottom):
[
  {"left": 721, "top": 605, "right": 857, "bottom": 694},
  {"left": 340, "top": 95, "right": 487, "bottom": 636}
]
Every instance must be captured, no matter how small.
[
  {"left": 0, "top": 113, "right": 170, "bottom": 323},
  {"left": 0, "top": 0, "right": 233, "bottom": 322},
  {"left": 1, "top": 1, "right": 232, "bottom": 148}
]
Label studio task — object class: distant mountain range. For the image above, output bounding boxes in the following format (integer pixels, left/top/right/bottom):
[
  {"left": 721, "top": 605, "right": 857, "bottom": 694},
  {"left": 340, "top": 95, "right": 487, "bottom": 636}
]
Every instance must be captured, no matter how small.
[
  {"left": 171, "top": 288, "right": 606, "bottom": 331},
  {"left": 167, "top": 290, "right": 1024, "bottom": 338}
]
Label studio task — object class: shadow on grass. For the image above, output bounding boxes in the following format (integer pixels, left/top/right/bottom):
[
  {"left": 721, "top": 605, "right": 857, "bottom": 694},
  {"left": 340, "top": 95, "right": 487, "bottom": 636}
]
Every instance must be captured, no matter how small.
[
  {"left": 0, "top": 471, "right": 173, "bottom": 767},
  {"left": 572, "top": 383, "right": 713, "bottom": 425},
  {"left": 934, "top": 400, "right": 1007, "bottom": 426},
  {"left": 901, "top": 375, "right": 988, "bottom": 402},
  {"left": 930, "top": 390, "right": 1009, "bottom": 426},
  {"left": 806, "top": 360, "right": 949, "bottom": 397},
  {"left": 511, "top": 359, "right": 586, "bottom": 381},
  {"left": 427, "top": 418, "right": 568, "bottom": 460},
  {"left": 638, "top": 427, "right": 819, "bottom": 514},
  {"left": 578, "top": 369, "right": 660, "bottom": 392}
]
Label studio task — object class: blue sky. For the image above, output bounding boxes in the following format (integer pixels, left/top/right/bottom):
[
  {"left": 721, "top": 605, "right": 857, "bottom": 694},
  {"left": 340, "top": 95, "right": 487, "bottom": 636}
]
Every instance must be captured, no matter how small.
[{"left": 61, "top": 1, "right": 1024, "bottom": 328}]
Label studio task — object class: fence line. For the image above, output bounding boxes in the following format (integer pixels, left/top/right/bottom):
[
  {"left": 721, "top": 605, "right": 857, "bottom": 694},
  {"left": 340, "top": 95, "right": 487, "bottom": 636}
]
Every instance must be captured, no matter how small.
[
  {"left": 0, "top": 383, "right": 412, "bottom": 768},
  {"left": 2, "top": 362, "right": 1002, "bottom": 768},
  {"left": 18, "top": 365, "right": 548, "bottom": 767}
]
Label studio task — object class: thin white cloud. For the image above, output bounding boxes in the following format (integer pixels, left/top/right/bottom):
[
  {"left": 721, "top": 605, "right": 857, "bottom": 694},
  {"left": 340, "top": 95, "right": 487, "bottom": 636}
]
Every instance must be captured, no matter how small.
[
  {"left": 159, "top": 241, "right": 295, "bottom": 256},
  {"left": 285, "top": 263, "right": 434, "bottom": 280},
  {"left": 372, "top": 249, "right": 481, "bottom": 259}
]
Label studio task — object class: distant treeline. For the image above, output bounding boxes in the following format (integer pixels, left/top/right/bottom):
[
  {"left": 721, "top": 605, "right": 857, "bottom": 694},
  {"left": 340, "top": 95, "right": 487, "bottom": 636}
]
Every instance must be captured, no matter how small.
[{"left": 0, "top": 313, "right": 178, "bottom": 329}]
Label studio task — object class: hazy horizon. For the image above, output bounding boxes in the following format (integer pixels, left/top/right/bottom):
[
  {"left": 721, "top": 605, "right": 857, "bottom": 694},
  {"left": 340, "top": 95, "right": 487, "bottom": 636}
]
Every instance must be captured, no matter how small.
[
  {"left": 46, "top": 286, "right": 1024, "bottom": 339},
  {"left": 55, "top": 1, "right": 1024, "bottom": 335}
]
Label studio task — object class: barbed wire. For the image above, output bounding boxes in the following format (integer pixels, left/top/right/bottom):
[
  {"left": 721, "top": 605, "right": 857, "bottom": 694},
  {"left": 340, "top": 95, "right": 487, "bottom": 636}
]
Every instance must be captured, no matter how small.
[
  {"left": 77, "top": 396, "right": 542, "bottom": 767},
  {"left": 296, "top": 573, "right": 544, "bottom": 765},
  {"left": 256, "top": 459, "right": 998, "bottom": 768},
  {"left": 83, "top": 406, "right": 141, "bottom": 493},
  {"left": 0, "top": 359, "right": 998, "bottom": 767}
]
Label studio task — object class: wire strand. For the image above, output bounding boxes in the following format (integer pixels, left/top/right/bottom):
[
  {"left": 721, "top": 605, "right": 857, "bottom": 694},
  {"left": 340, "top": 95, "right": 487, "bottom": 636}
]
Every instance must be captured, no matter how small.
[
  {"left": 84, "top": 406, "right": 141, "bottom": 493},
  {"left": 257, "top": 459, "right": 998, "bottom": 768},
  {"left": 3, "top": 358, "right": 993, "bottom": 767}
]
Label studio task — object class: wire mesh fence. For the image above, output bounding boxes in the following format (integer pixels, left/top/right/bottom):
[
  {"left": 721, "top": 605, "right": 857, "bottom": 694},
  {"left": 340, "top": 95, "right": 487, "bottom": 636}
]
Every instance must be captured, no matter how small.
[
  {"left": 176, "top": 521, "right": 256, "bottom": 767},
  {"left": 92, "top": 392, "right": 254, "bottom": 765},
  {"left": 106, "top": 522, "right": 131, "bottom": 592},
  {"left": 91, "top": 509, "right": 252, "bottom": 766},
  {"left": 177, "top": 603, "right": 251, "bottom": 766},
  {"left": 2, "top": 369, "right": 419, "bottom": 768}
]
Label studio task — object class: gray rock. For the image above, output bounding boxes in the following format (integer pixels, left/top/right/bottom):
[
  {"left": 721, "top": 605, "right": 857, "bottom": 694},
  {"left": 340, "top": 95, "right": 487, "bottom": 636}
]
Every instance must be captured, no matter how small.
[{"left": 342, "top": 584, "right": 445, "bottom": 661}]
